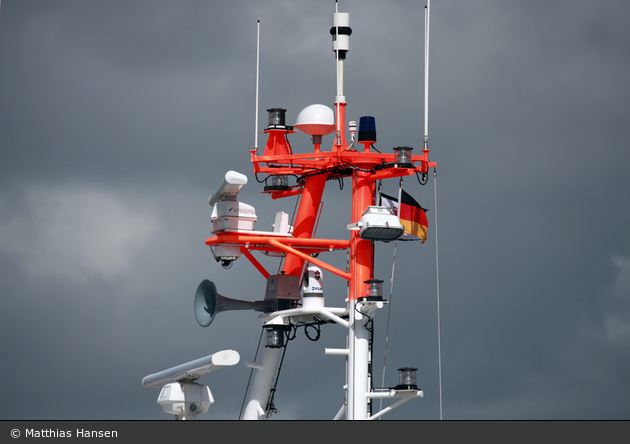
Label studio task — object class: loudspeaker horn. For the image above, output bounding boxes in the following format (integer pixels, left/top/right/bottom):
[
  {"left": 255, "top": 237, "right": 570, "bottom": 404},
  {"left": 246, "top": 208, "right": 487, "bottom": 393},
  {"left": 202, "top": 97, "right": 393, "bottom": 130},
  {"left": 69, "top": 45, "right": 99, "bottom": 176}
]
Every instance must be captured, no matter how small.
[{"left": 194, "top": 279, "right": 272, "bottom": 327}]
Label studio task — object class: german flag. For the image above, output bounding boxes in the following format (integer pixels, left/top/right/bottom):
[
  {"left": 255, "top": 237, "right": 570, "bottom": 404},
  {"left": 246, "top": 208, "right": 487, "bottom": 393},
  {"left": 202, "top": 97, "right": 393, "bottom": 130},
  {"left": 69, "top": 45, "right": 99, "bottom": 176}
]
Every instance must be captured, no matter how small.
[{"left": 380, "top": 190, "right": 429, "bottom": 243}]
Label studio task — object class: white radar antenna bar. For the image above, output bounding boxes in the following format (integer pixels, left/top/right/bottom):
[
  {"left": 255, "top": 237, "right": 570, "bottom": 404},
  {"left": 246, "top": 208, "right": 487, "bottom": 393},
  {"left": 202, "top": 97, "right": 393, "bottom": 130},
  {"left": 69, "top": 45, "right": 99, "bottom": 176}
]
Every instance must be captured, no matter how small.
[{"left": 142, "top": 349, "right": 240, "bottom": 388}]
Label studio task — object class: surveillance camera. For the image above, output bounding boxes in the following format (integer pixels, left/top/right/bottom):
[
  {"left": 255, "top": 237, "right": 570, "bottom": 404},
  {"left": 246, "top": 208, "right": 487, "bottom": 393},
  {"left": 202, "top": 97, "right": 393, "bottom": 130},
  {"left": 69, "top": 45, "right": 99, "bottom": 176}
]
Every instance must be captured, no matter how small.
[
  {"left": 210, "top": 246, "right": 241, "bottom": 268},
  {"left": 220, "top": 259, "right": 234, "bottom": 269}
]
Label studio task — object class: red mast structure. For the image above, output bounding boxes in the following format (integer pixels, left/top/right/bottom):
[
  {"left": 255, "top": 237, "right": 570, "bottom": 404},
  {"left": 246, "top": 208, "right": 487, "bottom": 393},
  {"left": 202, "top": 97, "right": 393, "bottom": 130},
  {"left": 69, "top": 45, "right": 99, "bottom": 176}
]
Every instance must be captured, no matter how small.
[{"left": 202, "top": 3, "right": 435, "bottom": 420}]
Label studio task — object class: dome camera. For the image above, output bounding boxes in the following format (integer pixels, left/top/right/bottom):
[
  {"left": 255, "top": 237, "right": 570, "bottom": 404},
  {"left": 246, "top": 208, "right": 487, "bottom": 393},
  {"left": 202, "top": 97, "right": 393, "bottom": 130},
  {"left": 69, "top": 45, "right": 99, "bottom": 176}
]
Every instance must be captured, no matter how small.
[{"left": 220, "top": 259, "right": 234, "bottom": 269}]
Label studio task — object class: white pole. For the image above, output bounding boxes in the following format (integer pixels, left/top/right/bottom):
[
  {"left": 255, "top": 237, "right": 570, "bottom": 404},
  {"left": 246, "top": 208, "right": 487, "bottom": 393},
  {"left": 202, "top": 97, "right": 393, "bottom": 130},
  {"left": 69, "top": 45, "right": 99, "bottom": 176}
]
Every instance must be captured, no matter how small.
[
  {"left": 424, "top": 1, "right": 430, "bottom": 148},
  {"left": 335, "top": 1, "right": 341, "bottom": 147},
  {"left": 424, "top": 0, "right": 444, "bottom": 421},
  {"left": 347, "top": 300, "right": 370, "bottom": 420},
  {"left": 242, "top": 344, "right": 283, "bottom": 420},
  {"left": 255, "top": 20, "right": 260, "bottom": 152}
]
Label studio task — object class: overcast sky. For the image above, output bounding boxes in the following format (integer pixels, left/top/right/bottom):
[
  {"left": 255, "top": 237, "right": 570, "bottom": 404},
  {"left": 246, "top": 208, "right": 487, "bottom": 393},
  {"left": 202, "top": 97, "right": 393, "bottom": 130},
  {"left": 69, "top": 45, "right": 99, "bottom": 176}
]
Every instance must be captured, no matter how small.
[{"left": 1, "top": 0, "right": 629, "bottom": 420}]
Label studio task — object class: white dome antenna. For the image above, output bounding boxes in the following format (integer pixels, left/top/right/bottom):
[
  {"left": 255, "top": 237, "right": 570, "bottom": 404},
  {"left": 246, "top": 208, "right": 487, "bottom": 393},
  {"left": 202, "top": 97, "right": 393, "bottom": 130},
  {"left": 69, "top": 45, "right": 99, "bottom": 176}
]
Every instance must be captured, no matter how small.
[{"left": 294, "top": 104, "right": 336, "bottom": 136}]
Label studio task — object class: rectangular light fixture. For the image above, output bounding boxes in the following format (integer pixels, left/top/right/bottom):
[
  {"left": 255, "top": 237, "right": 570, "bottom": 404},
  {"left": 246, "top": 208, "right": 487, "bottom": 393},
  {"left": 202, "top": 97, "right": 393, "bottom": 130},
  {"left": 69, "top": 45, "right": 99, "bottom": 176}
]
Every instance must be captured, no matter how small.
[{"left": 347, "top": 206, "right": 404, "bottom": 242}]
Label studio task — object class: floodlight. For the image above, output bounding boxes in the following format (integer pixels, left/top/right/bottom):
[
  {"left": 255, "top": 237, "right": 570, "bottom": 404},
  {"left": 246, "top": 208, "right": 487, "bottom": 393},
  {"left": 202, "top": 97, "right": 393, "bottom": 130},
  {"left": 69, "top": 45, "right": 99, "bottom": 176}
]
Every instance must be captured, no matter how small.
[{"left": 347, "top": 206, "right": 404, "bottom": 242}]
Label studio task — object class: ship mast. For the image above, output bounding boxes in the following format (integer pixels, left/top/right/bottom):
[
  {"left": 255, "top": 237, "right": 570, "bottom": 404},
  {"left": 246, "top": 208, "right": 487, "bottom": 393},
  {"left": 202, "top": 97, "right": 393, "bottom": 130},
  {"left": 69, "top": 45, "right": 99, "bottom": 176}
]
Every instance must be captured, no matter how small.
[{"left": 144, "top": 2, "right": 436, "bottom": 421}]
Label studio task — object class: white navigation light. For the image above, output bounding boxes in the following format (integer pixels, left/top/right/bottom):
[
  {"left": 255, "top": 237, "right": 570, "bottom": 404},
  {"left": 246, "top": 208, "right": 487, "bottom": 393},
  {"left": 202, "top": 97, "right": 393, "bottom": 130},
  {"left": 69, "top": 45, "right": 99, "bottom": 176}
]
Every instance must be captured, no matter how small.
[
  {"left": 294, "top": 104, "right": 336, "bottom": 136},
  {"left": 347, "top": 206, "right": 404, "bottom": 242}
]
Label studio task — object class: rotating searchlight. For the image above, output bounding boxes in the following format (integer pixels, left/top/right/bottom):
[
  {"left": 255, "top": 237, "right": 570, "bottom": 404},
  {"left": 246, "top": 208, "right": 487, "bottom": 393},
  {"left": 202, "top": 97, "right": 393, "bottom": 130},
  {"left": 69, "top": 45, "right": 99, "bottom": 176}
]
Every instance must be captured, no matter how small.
[{"left": 347, "top": 206, "right": 404, "bottom": 242}]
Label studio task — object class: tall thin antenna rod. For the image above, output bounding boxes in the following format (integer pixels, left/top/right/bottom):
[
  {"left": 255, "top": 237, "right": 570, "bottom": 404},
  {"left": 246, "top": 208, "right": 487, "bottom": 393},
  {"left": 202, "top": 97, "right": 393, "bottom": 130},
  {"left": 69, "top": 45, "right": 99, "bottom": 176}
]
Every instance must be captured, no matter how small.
[
  {"left": 255, "top": 20, "right": 261, "bottom": 152},
  {"left": 434, "top": 167, "right": 442, "bottom": 421},
  {"left": 424, "top": 2, "right": 430, "bottom": 147},
  {"left": 335, "top": 1, "right": 341, "bottom": 147},
  {"left": 425, "top": 0, "right": 443, "bottom": 421}
]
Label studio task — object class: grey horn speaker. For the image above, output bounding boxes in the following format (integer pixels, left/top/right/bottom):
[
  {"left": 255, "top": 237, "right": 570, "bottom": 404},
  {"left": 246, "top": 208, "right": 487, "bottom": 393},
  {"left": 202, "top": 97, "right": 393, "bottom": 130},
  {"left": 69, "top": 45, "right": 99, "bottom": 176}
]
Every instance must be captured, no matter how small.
[{"left": 194, "top": 279, "right": 271, "bottom": 327}]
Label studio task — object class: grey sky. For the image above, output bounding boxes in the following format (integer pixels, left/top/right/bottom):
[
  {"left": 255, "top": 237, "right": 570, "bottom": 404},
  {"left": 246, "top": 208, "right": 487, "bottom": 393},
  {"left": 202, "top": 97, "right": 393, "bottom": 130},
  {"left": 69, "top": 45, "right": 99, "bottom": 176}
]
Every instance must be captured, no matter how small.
[{"left": 1, "top": 0, "right": 629, "bottom": 420}]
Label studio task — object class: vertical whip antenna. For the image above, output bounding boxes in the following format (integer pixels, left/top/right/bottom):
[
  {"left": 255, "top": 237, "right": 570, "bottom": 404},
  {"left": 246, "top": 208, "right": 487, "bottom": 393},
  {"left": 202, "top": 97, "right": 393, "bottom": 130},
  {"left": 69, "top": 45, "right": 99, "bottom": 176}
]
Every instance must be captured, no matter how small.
[
  {"left": 334, "top": 1, "right": 341, "bottom": 146},
  {"left": 255, "top": 20, "right": 261, "bottom": 153},
  {"left": 424, "top": 0, "right": 443, "bottom": 421},
  {"left": 424, "top": 2, "right": 430, "bottom": 149}
]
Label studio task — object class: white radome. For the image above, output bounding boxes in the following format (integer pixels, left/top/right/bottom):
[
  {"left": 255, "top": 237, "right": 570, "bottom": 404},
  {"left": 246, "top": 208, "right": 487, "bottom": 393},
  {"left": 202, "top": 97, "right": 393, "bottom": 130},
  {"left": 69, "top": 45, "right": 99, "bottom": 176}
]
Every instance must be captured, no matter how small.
[{"left": 294, "top": 104, "right": 336, "bottom": 136}]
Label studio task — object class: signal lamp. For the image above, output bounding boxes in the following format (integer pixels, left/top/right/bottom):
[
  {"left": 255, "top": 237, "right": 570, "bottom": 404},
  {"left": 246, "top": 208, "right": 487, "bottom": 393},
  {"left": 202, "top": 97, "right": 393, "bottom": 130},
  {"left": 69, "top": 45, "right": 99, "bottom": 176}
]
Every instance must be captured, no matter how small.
[
  {"left": 363, "top": 279, "right": 384, "bottom": 300},
  {"left": 357, "top": 116, "right": 376, "bottom": 143},
  {"left": 396, "top": 367, "right": 418, "bottom": 390},
  {"left": 393, "top": 146, "right": 413, "bottom": 167},
  {"left": 267, "top": 108, "right": 287, "bottom": 129},
  {"left": 265, "top": 325, "right": 288, "bottom": 348}
]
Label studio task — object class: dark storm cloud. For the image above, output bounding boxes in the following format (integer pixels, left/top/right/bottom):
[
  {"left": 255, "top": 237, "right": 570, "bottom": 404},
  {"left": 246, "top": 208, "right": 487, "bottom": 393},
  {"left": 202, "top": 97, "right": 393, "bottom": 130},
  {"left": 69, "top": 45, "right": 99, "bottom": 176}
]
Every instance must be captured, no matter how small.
[{"left": 1, "top": 0, "right": 629, "bottom": 420}]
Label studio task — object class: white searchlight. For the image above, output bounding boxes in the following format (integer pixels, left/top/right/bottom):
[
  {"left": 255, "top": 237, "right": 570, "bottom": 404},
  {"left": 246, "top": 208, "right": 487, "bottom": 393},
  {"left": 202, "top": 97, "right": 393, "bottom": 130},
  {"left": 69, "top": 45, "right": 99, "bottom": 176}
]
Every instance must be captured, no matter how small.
[{"left": 347, "top": 206, "right": 404, "bottom": 242}]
